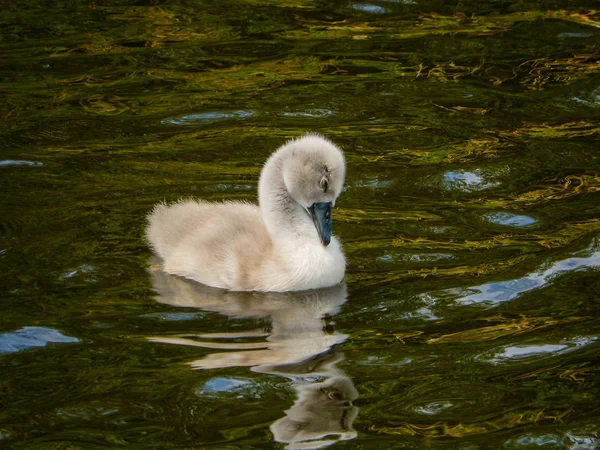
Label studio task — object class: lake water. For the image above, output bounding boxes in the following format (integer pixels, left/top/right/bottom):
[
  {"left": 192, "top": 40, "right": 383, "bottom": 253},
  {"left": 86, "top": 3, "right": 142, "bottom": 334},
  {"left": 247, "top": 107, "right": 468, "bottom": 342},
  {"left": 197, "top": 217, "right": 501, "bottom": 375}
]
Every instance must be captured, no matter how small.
[{"left": 1, "top": 1, "right": 600, "bottom": 448}]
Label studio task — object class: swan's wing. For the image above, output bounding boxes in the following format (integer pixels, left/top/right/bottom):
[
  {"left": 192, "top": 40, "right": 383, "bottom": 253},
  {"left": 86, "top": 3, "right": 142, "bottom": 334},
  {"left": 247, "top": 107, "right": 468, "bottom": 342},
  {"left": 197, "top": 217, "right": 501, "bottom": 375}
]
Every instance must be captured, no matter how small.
[{"left": 146, "top": 200, "right": 273, "bottom": 290}]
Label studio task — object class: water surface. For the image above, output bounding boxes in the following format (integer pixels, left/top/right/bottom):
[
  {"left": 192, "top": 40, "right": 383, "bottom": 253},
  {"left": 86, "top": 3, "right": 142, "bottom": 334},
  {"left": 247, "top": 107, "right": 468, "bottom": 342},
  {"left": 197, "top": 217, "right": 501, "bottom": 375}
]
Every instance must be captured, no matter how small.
[{"left": 1, "top": 1, "right": 600, "bottom": 448}]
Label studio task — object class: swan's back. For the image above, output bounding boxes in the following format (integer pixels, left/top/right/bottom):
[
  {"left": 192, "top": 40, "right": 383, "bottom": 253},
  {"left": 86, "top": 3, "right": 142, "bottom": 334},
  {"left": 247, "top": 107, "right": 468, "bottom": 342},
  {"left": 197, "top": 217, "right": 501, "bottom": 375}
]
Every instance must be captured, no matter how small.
[{"left": 147, "top": 200, "right": 273, "bottom": 290}]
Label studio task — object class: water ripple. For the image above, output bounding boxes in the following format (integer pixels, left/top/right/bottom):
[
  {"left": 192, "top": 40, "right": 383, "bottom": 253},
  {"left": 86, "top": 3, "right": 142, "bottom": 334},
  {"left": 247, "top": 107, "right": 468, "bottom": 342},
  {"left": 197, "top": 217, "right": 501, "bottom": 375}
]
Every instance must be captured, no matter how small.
[
  {"left": 196, "top": 377, "right": 257, "bottom": 398},
  {"left": 352, "top": 176, "right": 393, "bottom": 189},
  {"left": 0, "top": 327, "right": 79, "bottom": 354},
  {"left": 60, "top": 264, "right": 95, "bottom": 280},
  {"left": 442, "top": 169, "right": 500, "bottom": 192},
  {"left": 140, "top": 312, "right": 205, "bottom": 321},
  {"left": 453, "top": 249, "right": 600, "bottom": 306},
  {"left": 162, "top": 110, "right": 254, "bottom": 126},
  {"left": 378, "top": 252, "right": 454, "bottom": 263},
  {"left": 505, "top": 428, "right": 599, "bottom": 449},
  {"left": 280, "top": 108, "right": 335, "bottom": 118},
  {"left": 478, "top": 336, "right": 597, "bottom": 364},
  {"left": 572, "top": 87, "right": 600, "bottom": 107},
  {"left": 414, "top": 401, "right": 454, "bottom": 415},
  {"left": 558, "top": 32, "right": 594, "bottom": 38},
  {"left": 485, "top": 212, "right": 537, "bottom": 227},
  {"left": 0, "top": 160, "right": 43, "bottom": 167},
  {"left": 351, "top": 3, "right": 390, "bottom": 13}
]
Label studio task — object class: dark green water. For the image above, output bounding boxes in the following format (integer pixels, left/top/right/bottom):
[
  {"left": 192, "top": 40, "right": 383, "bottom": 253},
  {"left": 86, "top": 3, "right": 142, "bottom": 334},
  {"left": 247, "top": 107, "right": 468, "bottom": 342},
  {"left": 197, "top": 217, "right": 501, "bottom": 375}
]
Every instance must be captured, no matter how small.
[{"left": 1, "top": 1, "right": 600, "bottom": 448}]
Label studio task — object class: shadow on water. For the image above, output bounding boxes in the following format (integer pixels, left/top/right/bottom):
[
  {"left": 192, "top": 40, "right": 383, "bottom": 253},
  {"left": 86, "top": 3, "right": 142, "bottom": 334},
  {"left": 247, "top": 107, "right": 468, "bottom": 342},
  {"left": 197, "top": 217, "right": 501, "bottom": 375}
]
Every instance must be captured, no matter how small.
[{"left": 148, "top": 266, "right": 358, "bottom": 449}]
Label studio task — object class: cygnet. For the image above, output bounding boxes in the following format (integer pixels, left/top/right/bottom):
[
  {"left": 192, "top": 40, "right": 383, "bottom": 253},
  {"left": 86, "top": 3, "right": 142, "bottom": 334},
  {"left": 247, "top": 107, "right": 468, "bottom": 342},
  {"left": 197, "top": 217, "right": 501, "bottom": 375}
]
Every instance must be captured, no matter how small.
[{"left": 146, "top": 134, "right": 346, "bottom": 291}]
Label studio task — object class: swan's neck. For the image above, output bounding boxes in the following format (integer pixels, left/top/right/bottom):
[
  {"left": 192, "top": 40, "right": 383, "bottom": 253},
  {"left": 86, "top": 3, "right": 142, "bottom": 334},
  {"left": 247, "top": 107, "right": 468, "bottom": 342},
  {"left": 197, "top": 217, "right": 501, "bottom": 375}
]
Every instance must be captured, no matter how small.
[{"left": 258, "top": 155, "right": 317, "bottom": 244}]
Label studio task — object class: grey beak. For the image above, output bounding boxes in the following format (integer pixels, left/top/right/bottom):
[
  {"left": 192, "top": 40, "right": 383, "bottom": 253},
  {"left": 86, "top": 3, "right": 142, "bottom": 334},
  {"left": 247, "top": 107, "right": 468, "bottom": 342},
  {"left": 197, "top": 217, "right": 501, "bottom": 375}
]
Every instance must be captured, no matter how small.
[{"left": 309, "top": 202, "right": 332, "bottom": 246}]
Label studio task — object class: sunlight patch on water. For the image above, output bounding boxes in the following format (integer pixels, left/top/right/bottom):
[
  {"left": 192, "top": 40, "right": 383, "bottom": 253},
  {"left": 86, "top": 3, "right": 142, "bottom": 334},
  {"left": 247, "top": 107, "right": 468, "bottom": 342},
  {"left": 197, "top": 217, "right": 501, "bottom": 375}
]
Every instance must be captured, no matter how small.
[
  {"left": 442, "top": 169, "right": 500, "bottom": 192},
  {"left": 162, "top": 110, "right": 254, "bottom": 125},
  {"left": 0, "top": 327, "right": 79, "bottom": 354},
  {"left": 485, "top": 212, "right": 537, "bottom": 227},
  {"left": 0, "top": 160, "right": 43, "bottom": 167}
]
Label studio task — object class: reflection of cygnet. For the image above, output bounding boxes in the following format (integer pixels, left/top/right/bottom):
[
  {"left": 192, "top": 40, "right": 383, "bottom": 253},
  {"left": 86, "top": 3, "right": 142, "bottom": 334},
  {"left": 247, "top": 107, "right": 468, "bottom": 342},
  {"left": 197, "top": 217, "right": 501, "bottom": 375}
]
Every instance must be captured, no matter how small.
[
  {"left": 147, "top": 270, "right": 359, "bottom": 449},
  {"left": 146, "top": 134, "right": 346, "bottom": 292},
  {"left": 148, "top": 268, "right": 348, "bottom": 372},
  {"left": 271, "top": 375, "right": 358, "bottom": 450}
]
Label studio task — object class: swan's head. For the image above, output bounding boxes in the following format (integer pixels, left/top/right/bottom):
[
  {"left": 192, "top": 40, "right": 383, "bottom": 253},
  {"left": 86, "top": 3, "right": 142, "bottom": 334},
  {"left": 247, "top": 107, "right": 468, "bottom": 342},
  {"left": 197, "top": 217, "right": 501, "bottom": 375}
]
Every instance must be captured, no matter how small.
[{"left": 279, "top": 134, "right": 346, "bottom": 246}]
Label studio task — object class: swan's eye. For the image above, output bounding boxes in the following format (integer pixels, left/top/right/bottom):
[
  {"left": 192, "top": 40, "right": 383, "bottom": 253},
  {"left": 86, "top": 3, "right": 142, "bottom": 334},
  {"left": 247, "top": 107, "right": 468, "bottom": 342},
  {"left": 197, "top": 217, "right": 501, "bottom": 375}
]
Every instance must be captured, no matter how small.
[
  {"left": 320, "top": 177, "right": 329, "bottom": 193},
  {"left": 327, "top": 390, "right": 343, "bottom": 401}
]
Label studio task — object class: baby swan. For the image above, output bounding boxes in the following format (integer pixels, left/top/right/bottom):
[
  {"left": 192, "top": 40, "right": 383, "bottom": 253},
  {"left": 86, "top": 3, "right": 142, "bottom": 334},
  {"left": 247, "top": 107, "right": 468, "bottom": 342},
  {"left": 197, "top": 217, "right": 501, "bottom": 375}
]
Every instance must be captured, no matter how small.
[{"left": 146, "top": 134, "right": 346, "bottom": 292}]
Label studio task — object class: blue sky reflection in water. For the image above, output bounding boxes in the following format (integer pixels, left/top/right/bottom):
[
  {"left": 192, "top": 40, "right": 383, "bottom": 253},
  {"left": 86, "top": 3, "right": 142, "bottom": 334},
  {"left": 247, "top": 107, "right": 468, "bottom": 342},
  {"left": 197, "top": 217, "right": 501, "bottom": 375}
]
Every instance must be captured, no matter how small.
[
  {"left": 0, "top": 0, "right": 600, "bottom": 448},
  {"left": 445, "top": 244, "right": 600, "bottom": 306}
]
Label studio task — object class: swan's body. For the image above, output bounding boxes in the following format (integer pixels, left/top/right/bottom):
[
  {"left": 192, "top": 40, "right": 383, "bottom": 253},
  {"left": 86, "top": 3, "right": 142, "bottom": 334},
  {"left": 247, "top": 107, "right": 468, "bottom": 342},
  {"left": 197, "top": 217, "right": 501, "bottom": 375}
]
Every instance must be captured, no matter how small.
[{"left": 146, "top": 134, "right": 346, "bottom": 292}]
